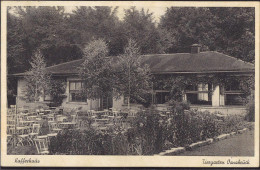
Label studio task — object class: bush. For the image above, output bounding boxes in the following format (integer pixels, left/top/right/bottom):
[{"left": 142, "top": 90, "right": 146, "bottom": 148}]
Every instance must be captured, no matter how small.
[
  {"left": 49, "top": 128, "right": 130, "bottom": 155},
  {"left": 168, "top": 100, "right": 190, "bottom": 114},
  {"left": 49, "top": 105, "right": 249, "bottom": 155},
  {"left": 245, "top": 97, "right": 255, "bottom": 122},
  {"left": 129, "top": 109, "right": 165, "bottom": 154}
]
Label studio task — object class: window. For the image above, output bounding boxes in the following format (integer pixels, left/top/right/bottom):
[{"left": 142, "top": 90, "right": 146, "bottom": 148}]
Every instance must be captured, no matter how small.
[
  {"left": 123, "top": 96, "right": 137, "bottom": 104},
  {"left": 155, "top": 91, "right": 170, "bottom": 104},
  {"left": 186, "top": 83, "right": 212, "bottom": 105},
  {"left": 69, "top": 81, "right": 87, "bottom": 102},
  {"left": 44, "top": 93, "right": 52, "bottom": 101},
  {"left": 224, "top": 80, "right": 245, "bottom": 105}
]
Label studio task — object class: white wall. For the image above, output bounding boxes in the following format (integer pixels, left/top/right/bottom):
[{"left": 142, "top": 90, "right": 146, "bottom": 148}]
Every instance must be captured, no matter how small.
[
  {"left": 212, "top": 84, "right": 225, "bottom": 107},
  {"left": 212, "top": 84, "right": 220, "bottom": 106},
  {"left": 112, "top": 96, "right": 124, "bottom": 110},
  {"left": 61, "top": 76, "right": 100, "bottom": 111},
  {"left": 16, "top": 78, "right": 47, "bottom": 109}
]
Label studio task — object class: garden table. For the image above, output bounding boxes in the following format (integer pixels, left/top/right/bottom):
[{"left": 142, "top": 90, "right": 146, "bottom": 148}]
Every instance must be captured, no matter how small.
[
  {"left": 59, "top": 122, "right": 76, "bottom": 129},
  {"left": 49, "top": 107, "right": 57, "bottom": 110},
  {"left": 99, "top": 126, "right": 108, "bottom": 133},
  {"left": 20, "top": 120, "right": 35, "bottom": 127},
  {"left": 44, "top": 110, "right": 52, "bottom": 114},
  {"left": 7, "top": 115, "right": 15, "bottom": 119},
  {"left": 16, "top": 126, "right": 30, "bottom": 135},
  {"left": 101, "top": 114, "right": 109, "bottom": 118},
  {"left": 39, "top": 113, "right": 44, "bottom": 116},
  {"left": 92, "top": 111, "right": 106, "bottom": 117},
  {"left": 95, "top": 118, "right": 109, "bottom": 124},
  {"left": 57, "top": 116, "right": 68, "bottom": 122},
  {"left": 27, "top": 115, "right": 38, "bottom": 121}
]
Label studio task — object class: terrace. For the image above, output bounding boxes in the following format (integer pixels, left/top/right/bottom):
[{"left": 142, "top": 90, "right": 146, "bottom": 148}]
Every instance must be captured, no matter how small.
[{"left": 7, "top": 105, "right": 167, "bottom": 155}]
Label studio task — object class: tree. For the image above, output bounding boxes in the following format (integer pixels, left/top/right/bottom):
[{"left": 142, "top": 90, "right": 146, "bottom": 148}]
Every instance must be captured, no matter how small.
[
  {"left": 159, "top": 7, "right": 255, "bottom": 63},
  {"left": 209, "top": 7, "right": 255, "bottom": 63},
  {"left": 24, "top": 50, "right": 51, "bottom": 102},
  {"left": 69, "top": 6, "right": 124, "bottom": 56},
  {"left": 49, "top": 79, "right": 67, "bottom": 107},
  {"left": 114, "top": 39, "right": 152, "bottom": 109},
  {"left": 159, "top": 7, "right": 221, "bottom": 53},
  {"left": 78, "top": 39, "right": 114, "bottom": 99},
  {"left": 123, "top": 7, "right": 174, "bottom": 54}
]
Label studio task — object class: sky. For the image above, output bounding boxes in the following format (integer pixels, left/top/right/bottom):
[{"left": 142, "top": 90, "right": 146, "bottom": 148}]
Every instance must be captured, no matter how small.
[{"left": 64, "top": 6, "right": 167, "bottom": 23}]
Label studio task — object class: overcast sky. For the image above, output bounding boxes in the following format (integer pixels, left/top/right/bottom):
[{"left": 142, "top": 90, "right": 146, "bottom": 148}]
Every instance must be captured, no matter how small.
[{"left": 64, "top": 6, "right": 167, "bottom": 23}]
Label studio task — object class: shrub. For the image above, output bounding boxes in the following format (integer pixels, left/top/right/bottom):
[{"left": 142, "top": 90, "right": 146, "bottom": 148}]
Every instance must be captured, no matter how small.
[
  {"left": 129, "top": 109, "right": 165, "bottom": 154},
  {"left": 168, "top": 100, "right": 190, "bottom": 114},
  {"left": 245, "top": 96, "right": 255, "bottom": 122},
  {"left": 49, "top": 106, "right": 248, "bottom": 155}
]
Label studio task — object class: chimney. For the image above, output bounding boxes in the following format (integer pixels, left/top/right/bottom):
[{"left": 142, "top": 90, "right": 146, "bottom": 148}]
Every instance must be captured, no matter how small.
[{"left": 191, "top": 44, "right": 201, "bottom": 54}]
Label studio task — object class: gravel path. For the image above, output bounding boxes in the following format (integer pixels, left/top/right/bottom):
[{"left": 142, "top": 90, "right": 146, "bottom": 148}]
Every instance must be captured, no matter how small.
[{"left": 175, "top": 129, "right": 254, "bottom": 156}]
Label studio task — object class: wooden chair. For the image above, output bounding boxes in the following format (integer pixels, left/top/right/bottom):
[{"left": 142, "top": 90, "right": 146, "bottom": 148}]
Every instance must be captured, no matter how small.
[
  {"left": 28, "top": 124, "right": 41, "bottom": 144},
  {"left": 34, "top": 138, "right": 49, "bottom": 155},
  {"left": 17, "top": 127, "right": 32, "bottom": 146},
  {"left": 7, "top": 127, "right": 15, "bottom": 145},
  {"left": 47, "top": 116, "right": 55, "bottom": 122},
  {"left": 49, "top": 122, "right": 62, "bottom": 133}
]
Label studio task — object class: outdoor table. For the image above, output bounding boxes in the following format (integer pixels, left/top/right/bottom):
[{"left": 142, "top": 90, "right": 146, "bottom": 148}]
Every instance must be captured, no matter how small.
[
  {"left": 39, "top": 113, "right": 44, "bottom": 116},
  {"left": 92, "top": 111, "right": 106, "bottom": 118},
  {"left": 112, "top": 111, "right": 120, "bottom": 117},
  {"left": 7, "top": 115, "right": 15, "bottom": 119},
  {"left": 101, "top": 114, "right": 108, "bottom": 118},
  {"left": 36, "top": 117, "right": 42, "bottom": 121},
  {"left": 47, "top": 133, "right": 57, "bottom": 137},
  {"left": 27, "top": 115, "right": 38, "bottom": 121},
  {"left": 59, "top": 122, "right": 76, "bottom": 129},
  {"left": 95, "top": 118, "right": 109, "bottom": 124},
  {"left": 99, "top": 126, "right": 108, "bottom": 133},
  {"left": 20, "top": 120, "right": 35, "bottom": 127},
  {"left": 47, "top": 133, "right": 57, "bottom": 144},
  {"left": 18, "top": 113, "right": 28, "bottom": 118},
  {"left": 48, "top": 120, "right": 55, "bottom": 124},
  {"left": 16, "top": 126, "right": 30, "bottom": 134},
  {"left": 47, "top": 116, "right": 55, "bottom": 121},
  {"left": 44, "top": 110, "right": 52, "bottom": 114},
  {"left": 57, "top": 116, "right": 68, "bottom": 122}
]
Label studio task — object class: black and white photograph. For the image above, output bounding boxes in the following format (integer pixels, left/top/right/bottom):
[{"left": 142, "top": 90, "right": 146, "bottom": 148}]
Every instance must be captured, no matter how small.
[{"left": 1, "top": 1, "right": 259, "bottom": 167}]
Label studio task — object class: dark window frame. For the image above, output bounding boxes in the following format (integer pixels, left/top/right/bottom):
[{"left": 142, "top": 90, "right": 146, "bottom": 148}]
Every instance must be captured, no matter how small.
[{"left": 69, "top": 81, "right": 87, "bottom": 102}]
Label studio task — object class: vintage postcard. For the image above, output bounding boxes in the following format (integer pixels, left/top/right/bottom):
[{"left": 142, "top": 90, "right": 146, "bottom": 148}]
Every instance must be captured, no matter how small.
[{"left": 1, "top": 1, "right": 259, "bottom": 167}]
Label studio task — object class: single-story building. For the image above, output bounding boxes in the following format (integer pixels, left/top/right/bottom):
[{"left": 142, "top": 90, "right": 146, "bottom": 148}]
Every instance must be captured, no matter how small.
[{"left": 12, "top": 44, "right": 254, "bottom": 114}]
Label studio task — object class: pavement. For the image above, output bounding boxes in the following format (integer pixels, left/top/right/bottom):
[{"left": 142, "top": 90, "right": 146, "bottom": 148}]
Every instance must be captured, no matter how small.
[{"left": 175, "top": 129, "right": 254, "bottom": 156}]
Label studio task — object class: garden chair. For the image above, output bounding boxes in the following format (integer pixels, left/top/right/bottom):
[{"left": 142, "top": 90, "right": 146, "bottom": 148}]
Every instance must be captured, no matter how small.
[
  {"left": 47, "top": 116, "right": 55, "bottom": 122},
  {"left": 49, "top": 122, "right": 62, "bottom": 133},
  {"left": 17, "top": 117, "right": 24, "bottom": 127},
  {"left": 17, "top": 127, "right": 32, "bottom": 146},
  {"left": 7, "top": 127, "right": 15, "bottom": 145},
  {"left": 34, "top": 138, "right": 49, "bottom": 155},
  {"left": 7, "top": 119, "right": 15, "bottom": 125},
  {"left": 28, "top": 124, "right": 40, "bottom": 144}
]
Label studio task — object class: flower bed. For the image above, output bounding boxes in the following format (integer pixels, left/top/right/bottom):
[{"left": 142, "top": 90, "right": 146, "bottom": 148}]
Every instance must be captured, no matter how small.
[{"left": 49, "top": 103, "right": 250, "bottom": 155}]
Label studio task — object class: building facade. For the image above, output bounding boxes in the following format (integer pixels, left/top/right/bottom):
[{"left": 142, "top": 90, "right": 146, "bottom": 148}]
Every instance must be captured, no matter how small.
[{"left": 13, "top": 45, "right": 254, "bottom": 114}]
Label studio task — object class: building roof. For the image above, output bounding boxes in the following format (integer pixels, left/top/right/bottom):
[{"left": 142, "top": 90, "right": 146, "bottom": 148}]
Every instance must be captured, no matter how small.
[{"left": 12, "top": 51, "right": 254, "bottom": 76}]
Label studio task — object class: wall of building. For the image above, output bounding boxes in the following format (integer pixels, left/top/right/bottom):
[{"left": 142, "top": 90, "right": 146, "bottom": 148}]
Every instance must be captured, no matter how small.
[
  {"left": 61, "top": 76, "right": 99, "bottom": 111},
  {"left": 112, "top": 97, "right": 124, "bottom": 110},
  {"left": 212, "top": 84, "right": 225, "bottom": 106},
  {"left": 16, "top": 78, "right": 47, "bottom": 109}
]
